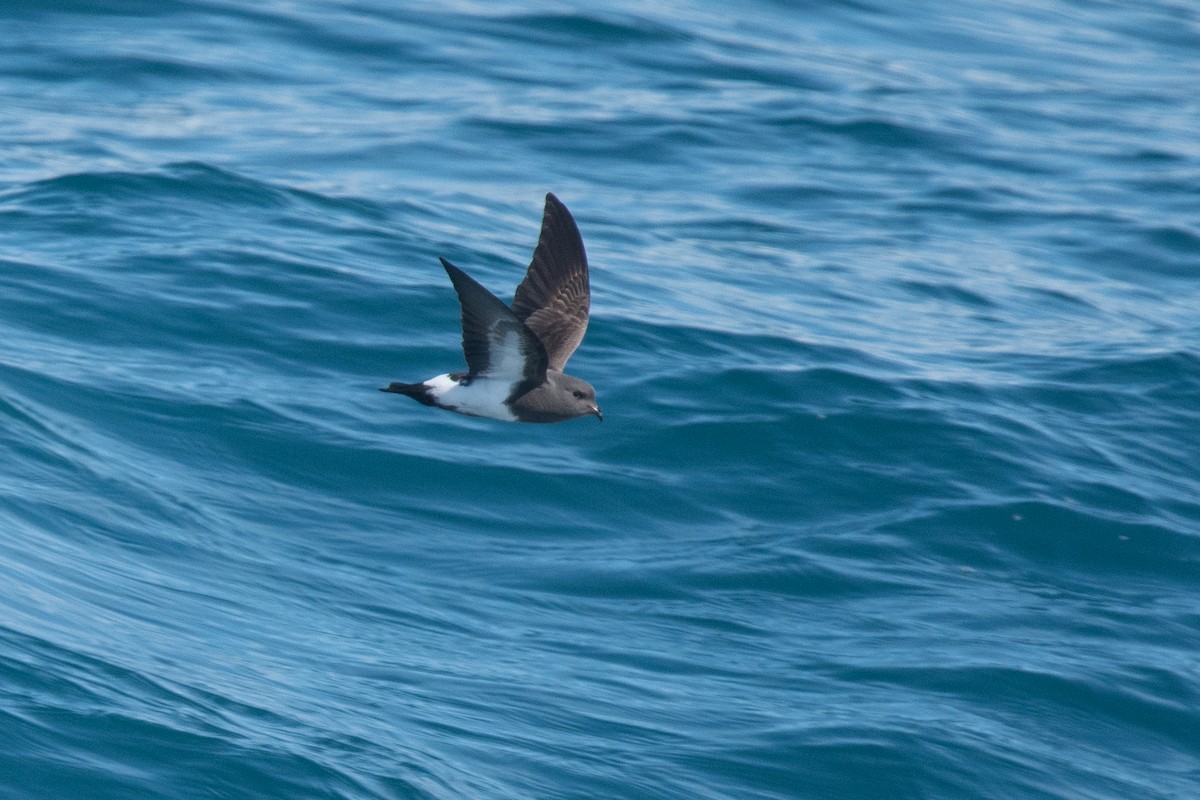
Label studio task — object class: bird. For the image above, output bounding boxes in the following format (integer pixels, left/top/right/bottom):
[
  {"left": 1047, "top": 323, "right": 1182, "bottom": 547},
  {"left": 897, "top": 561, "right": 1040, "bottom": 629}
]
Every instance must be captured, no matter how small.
[{"left": 381, "top": 193, "right": 602, "bottom": 423}]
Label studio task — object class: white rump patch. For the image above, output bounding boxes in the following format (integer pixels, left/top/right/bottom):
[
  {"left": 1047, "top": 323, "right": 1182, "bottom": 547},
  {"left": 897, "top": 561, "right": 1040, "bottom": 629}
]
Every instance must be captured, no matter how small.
[{"left": 424, "top": 373, "right": 518, "bottom": 421}]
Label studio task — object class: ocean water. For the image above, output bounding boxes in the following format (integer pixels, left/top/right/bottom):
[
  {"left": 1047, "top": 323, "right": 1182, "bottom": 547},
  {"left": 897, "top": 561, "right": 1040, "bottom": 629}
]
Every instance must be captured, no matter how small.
[{"left": 1, "top": 1, "right": 1198, "bottom": 798}]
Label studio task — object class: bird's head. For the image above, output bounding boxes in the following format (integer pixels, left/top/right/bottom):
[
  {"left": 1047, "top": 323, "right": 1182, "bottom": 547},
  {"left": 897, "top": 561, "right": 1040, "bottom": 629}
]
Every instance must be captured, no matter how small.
[{"left": 548, "top": 372, "right": 603, "bottom": 422}]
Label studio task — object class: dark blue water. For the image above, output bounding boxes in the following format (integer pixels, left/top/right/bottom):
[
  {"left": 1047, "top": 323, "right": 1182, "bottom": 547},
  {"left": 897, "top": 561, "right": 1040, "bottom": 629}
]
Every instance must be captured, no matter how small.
[{"left": 2, "top": 2, "right": 1198, "bottom": 798}]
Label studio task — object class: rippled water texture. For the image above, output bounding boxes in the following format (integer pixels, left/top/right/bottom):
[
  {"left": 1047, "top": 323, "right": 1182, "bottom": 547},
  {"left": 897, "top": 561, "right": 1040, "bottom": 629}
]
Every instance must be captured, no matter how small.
[{"left": 2, "top": 2, "right": 1198, "bottom": 799}]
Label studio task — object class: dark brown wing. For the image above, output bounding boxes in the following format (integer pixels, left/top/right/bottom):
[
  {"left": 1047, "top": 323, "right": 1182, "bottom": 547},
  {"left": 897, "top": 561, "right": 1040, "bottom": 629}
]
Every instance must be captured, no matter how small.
[
  {"left": 441, "top": 258, "right": 547, "bottom": 383},
  {"left": 509, "top": 193, "right": 590, "bottom": 372}
]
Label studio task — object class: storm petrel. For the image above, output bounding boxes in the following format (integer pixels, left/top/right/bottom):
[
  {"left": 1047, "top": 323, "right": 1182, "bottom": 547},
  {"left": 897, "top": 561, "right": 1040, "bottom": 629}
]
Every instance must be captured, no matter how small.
[{"left": 381, "top": 193, "right": 602, "bottom": 423}]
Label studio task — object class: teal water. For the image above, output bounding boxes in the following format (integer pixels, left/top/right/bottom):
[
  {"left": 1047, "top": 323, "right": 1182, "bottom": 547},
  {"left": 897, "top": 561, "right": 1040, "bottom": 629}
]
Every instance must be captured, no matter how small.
[{"left": 2, "top": 2, "right": 1199, "bottom": 798}]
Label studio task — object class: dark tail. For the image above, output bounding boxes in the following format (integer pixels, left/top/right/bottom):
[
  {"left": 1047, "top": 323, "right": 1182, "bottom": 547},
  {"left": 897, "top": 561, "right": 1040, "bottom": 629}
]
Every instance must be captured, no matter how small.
[{"left": 380, "top": 382, "right": 437, "bottom": 407}]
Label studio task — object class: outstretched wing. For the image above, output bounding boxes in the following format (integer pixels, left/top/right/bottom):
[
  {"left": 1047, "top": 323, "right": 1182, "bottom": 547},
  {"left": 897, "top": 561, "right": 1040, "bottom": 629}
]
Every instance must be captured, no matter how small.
[
  {"left": 509, "top": 193, "right": 590, "bottom": 372},
  {"left": 440, "top": 257, "right": 547, "bottom": 384}
]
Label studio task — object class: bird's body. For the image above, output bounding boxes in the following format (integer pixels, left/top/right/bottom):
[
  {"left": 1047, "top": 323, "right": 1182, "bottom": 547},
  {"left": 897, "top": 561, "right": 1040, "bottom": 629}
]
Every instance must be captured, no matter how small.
[
  {"left": 385, "top": 373, "right": 520, "bottom": 421},
  {"left": 382, "top": 193, "right": 602, "bottom": 423}
]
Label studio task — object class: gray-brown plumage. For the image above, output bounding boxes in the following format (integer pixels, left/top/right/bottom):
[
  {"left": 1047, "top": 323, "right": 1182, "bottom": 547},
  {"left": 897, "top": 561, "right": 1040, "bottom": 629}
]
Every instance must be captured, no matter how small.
[
  {"left": 511, "top": 193, "right": 591, "bottom": 372},
  {"left": 381, "top": 193, "right": 602, "bottom": 423}
]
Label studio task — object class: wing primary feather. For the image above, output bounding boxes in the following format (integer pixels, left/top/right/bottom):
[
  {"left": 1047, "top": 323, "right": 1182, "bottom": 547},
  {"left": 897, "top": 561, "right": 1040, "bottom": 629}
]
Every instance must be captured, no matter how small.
[{"left": 510, "top": 193, "right": 590, "bottom": 371}]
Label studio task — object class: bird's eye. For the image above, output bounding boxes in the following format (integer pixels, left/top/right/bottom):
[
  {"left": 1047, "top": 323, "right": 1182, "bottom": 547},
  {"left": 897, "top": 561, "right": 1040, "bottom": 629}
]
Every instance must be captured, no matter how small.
[{"left": 573, "top": 390, "right": 585, "bottom": 399}]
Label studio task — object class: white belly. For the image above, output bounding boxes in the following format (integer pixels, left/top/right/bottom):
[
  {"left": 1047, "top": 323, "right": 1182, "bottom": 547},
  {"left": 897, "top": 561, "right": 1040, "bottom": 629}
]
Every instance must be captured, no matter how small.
[{"left": 424, "top": 374, "right": 518, "bottom": 421}]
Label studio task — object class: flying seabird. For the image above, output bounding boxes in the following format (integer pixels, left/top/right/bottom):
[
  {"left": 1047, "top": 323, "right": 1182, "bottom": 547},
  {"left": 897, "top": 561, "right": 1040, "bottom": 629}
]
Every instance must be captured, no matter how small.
[{"left": 381, "top": 193, "right": 602, "bottom": 423}]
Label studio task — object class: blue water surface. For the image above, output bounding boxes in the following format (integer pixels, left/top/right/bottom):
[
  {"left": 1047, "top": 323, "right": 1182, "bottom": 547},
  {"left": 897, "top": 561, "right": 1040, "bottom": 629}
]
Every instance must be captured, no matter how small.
[{"left": 1, "top": 1, "right": 1198, "bottom": 798}]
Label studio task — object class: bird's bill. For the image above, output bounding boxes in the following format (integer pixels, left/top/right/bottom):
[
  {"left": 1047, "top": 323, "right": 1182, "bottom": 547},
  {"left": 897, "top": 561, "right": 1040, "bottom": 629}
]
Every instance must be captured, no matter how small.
[{"left": 590, "top": 405, "right": 603, "bottom": 422}]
